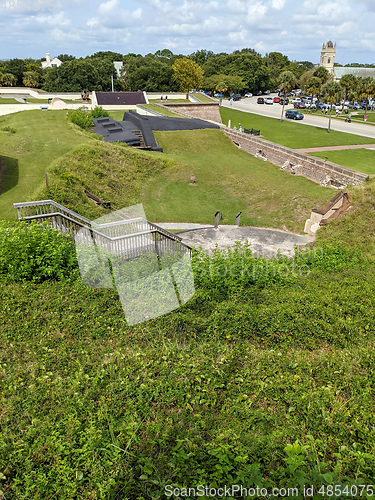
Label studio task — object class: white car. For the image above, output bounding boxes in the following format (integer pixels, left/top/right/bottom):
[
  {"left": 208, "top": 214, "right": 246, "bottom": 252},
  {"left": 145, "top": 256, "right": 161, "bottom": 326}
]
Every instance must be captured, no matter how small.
[
  {"left": 244, "top": 93, "right": 253, "bottom": 98},
  {"left": 292, "top": 98, "right": 302, "bottom": 104},
  {"left": 265, "top": 97, "right": 273, "bottom": 104}
]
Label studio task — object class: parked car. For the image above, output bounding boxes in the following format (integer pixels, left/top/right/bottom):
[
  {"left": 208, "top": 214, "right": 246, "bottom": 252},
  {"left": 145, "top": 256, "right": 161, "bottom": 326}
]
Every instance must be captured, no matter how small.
[
  {"left": 265, "top": 97, "right": 273, "bottom": 104},
  {"left": 257, "top": 97, "right": 264, "bottom": 104},
  {"left": 229, "top": 93, "right": 241, "bottom": 101},
  {"left": 264, "top": 90, "right": 271, "bottom": 95},
  {"left": 273, "top": 96, "right": 281, "bottom": 103},
  {"left": 214, "top": 93, "right": 223, "bottom": 97},
  {"left": 309, "top": 103, "right": 317, "bottom": 110},
  {"left": 256, "top": 91, "right": 262, "bottom": 96},
  {"left": 244, "top": 92, "right": 253, "bottom": 97},
  {"left": 292, "top": 98, "right": 302, "bottom": 104},
  {"left": 294, "top": 103, "right": 306, "bottom": 109},
  {"left": 279, "top": 98, "right": 289, "bottom": 105},
  {"left": 285, "top": 110, "right": 304, "bottom": 120}
]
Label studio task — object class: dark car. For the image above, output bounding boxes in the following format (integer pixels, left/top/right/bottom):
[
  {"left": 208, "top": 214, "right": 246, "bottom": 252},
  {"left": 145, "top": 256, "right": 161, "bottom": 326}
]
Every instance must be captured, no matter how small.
[
  {"left": 285, "top": 110, "right": 304, "bottom": 120},
  {"left": 279, "top": 98, "right": 289, "bottom": 105},
  {"left": 256, "top": 91, "right": 262, "bottom": 96},
  {"left": 257, "top": 97, "right": 264, "bottom": 104},
  {"left": 230, "top": 93, "right": 241, "bottom": 101}
]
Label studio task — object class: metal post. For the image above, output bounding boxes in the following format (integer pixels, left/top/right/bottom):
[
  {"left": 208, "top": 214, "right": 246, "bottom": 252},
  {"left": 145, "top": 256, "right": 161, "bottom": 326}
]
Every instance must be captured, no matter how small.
[
  {"left": 236, "top": 211, "right": 242, "bottom": 227},
  {"left": 45, "top": 172, "right": 49, "bottom": 190},
  {"left": 214, "top": 211, "right": 222, "bottom": 229},
  {"left": 111, "top": 75, "right": 114, "bottom": 92}
]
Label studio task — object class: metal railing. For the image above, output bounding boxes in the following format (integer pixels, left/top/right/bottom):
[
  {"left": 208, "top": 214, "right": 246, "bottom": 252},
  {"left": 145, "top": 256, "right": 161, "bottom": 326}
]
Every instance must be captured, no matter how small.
[{"left": 13, "top": 200, "right": 192, "bottom": 260}]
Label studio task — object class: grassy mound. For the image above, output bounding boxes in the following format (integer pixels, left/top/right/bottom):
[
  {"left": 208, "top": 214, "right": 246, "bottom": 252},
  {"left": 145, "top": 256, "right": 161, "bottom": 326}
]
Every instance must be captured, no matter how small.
[{"left": 34, "top": 141, "right": 174, "bottom": 220}]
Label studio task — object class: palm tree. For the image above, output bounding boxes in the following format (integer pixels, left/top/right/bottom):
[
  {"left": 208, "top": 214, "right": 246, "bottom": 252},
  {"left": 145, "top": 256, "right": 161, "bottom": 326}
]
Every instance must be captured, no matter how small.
[
  {"left": 305, "top": 76, "right": 322, "bottom": 106},
  {"left": 2, "top": 73, "right": 16, "bottom": 87},
  {"left": 279, "top": 70, "right": 296, "bottom": 122},
  {"left": 22, "top": 71, "right": 39, "bottom": 88},
  {"left": 339, "top": 74, "right": 356, "bottom": 111},
  {"left": 356, "top": 76, "right": 375, "bottom": 113},
  {"left": 321, "top": 81, "right": 343, "bottom": 133}
]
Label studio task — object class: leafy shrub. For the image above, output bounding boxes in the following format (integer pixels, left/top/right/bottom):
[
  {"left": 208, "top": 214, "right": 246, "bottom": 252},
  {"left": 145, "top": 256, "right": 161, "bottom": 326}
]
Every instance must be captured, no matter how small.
[
  {"left": 91, "top": 106, "right": 109, "bottom": 119},
  {"left": 2, "top": 126, "right": 16, "bottom": 133},
  {"left": 68, "top": 108, "right": 94, "bottom": 129},
  {"left": 0, "top": 221, "right": 79, "bottom": 283}
]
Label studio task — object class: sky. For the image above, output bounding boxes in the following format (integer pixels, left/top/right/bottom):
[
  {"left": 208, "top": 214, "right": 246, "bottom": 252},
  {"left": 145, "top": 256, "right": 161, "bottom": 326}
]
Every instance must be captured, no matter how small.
[{"left": 0, "top": 0, "right": 375, "bottom": 64}]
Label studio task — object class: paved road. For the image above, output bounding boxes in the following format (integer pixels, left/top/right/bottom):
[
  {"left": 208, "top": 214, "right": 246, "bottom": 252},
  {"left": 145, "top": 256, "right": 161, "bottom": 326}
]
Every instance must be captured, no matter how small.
[{"left": 222, "top": 96, "right": 375, "bottom": 140}]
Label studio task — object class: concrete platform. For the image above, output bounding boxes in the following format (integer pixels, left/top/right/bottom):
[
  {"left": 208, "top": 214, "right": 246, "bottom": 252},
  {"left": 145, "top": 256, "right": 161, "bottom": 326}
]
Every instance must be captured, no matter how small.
[{"left": 157, "top": 224, "right": 314, "bottom": 258}]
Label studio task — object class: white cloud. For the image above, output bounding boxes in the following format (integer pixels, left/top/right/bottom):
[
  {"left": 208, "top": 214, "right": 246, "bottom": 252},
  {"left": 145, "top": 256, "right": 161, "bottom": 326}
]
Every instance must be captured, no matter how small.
[{"left": 272, "top": 0, "right": 285, "bottom": 9}]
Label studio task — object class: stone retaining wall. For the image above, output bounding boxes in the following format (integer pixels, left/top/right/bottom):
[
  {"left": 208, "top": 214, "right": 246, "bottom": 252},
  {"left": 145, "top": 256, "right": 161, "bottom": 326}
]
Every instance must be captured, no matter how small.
[
  {"left": 155, "top": 102, "right": 223, "bottom": 124},
  {"left": 223, "top": 128, "right": 367, "bottom": 188}
]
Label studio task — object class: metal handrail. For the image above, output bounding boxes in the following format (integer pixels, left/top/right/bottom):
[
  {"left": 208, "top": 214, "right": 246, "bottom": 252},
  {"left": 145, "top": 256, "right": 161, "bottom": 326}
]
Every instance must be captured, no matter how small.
[{"left": 13, "top": 201, "right": 192, "bottom": 254}]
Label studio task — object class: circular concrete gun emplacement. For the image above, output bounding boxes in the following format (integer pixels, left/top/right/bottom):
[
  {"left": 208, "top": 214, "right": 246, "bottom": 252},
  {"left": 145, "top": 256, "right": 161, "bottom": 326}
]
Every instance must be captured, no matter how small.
[{"left": 157, "top": 223, "right": 314, "bottom": 258}]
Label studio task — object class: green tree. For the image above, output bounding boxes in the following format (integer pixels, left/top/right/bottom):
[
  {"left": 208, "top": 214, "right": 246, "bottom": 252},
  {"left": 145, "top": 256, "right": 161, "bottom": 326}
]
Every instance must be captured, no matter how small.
[
  {"left": 56, "top": 54, "right": 76, "bottom": 62},
  {"left": 321, "top": 81, "right": 343, "bottom": 133},
  {"left": 339, "top": 74, "right": 356, "bottom": 110},
  {"left": 297, "top": 70, "right": 314, "bottom": 91},
  {"left": 356, "top": 77, "right": 375, "bottom": 112},
  {"left": 172, "top": 57, "right": 204, "bottom": 97},
  {"left": 2, "top": 73, "right": 17, "bottom": 87},
  {"left": 22, "top": 71, "right": 39, "bottom": 88},
  {"left": 313, "top": 66, "right": 331, "bottom": 85},
  {"left": 279, "top": 70, "right": 297, "bottom": 122},
  {"left": 305, "top": 76, "right": 322, "bottom": 101},
  {"left": 125, "top": 54, "right": 179, "bottom": 92}
]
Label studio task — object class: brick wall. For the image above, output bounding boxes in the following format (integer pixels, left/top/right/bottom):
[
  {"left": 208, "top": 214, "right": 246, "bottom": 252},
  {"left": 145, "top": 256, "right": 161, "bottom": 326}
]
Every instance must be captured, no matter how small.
[
  {"left": 155, "top": 102, "right": 223, "bottom": 124},
  {"left": 223, "top": 128, "right": 367, "bottom": 188}
]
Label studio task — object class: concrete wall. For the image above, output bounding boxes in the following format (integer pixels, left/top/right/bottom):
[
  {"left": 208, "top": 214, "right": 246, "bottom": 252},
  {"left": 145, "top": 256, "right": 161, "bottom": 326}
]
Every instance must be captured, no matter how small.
[
  {"left": 222, "top": 128, "right": 367, "bottom": 188},
  {"left": 159, "top": 102, "right": 223, "bottom": 123}
]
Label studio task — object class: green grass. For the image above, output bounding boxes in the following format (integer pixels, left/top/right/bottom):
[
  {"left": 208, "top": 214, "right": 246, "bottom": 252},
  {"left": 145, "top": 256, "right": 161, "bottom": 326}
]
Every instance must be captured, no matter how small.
[
  {"left": 0, "top": 97, "right": 22, "bottom": 105},
  {"left": 191, "top": 93, "right": 214, "bottom": 103},
  {"left": 220, "top": 108, "right": 375, "bottom": 149},
  {"left": 142, "top": 103, "right": 186, "bottom": 117},
  {"left": 1, "top": 228, "right": 375, "bottom": 497},
  {"left": 309, "top": 149, "right": 375, "bottom": 175},
  {"left": 142, "top": 129, "right": 332, "bottom": 232},
  {"left": 149, "top": 98, "right": 188, "bottom": 103},
  {"left": 0, "top": 110, "right": 91, "bottom": 220}
]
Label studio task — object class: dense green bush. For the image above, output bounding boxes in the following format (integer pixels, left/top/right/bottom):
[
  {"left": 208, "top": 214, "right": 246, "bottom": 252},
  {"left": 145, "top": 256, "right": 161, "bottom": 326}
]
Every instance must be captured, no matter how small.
[
  {"left": 68, "top": 108, "right": 94, "bottom": 129},
  {"left": 91, "top": 106, "right": 109, "bottom": 119},
  {"left": 0, "top": 221, "right": 79, "bottom": 283}
]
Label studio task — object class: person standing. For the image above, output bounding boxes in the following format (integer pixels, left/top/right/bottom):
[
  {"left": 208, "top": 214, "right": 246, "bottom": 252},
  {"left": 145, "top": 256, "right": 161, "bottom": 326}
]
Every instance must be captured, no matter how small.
[{"left": 364, "top": 114, "right": 368, "bottom": 122}]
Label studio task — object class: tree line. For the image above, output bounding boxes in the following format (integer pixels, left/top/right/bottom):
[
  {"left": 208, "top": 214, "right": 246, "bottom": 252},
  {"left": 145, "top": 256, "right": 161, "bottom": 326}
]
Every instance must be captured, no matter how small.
[
  {"left": 0, "top": 49, "right": 313, "bottom": 94},
  {"left": 0, "top": 50, "right": 374, "bottom": 101}
]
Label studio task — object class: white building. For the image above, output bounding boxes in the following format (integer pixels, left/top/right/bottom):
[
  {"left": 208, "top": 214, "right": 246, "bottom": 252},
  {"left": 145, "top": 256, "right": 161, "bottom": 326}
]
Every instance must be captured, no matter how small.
[{"left": 41, "top": 53, "right": 62, "bottom": 69}]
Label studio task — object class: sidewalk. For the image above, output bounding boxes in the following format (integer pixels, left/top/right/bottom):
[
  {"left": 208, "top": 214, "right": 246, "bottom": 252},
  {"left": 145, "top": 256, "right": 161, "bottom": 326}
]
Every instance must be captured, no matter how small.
[{"left": 296, "top": 144, "right": 375, "bottom": 153}]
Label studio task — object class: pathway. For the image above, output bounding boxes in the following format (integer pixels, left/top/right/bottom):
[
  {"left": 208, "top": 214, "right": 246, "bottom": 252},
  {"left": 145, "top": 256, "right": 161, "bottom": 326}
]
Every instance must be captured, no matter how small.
[{"left": 296, "top": 144, "right": 375, "bottom": 153}]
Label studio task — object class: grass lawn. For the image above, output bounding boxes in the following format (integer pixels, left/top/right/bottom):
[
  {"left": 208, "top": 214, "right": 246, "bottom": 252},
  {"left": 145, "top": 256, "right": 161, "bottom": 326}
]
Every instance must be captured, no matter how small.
[
  {"left": 191, "top": 93, "right": 214, "bottom": 103},
  {"left": 141, "top": 103, "right": 187, "bottom": 118},
  {"left": 0, "top": 97, "right": 22, "bottom": 105},
  {"left": 108, "top": 111, "right": 130, "bottom": 121},
  {"left": 220, "top": 107, "right": 375, "bottom": 149},
  {"left": 149, "top": 98, "right": 188, "bottom": 103},
  {"left": 142, "top": 129, "right": 332, "bottom": 232},
  {"left": 0, "top": 110, "right": 90, "bottom": 220},
  {"left": 309, "top": 148, "right": 375, "bottom": 176}
]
